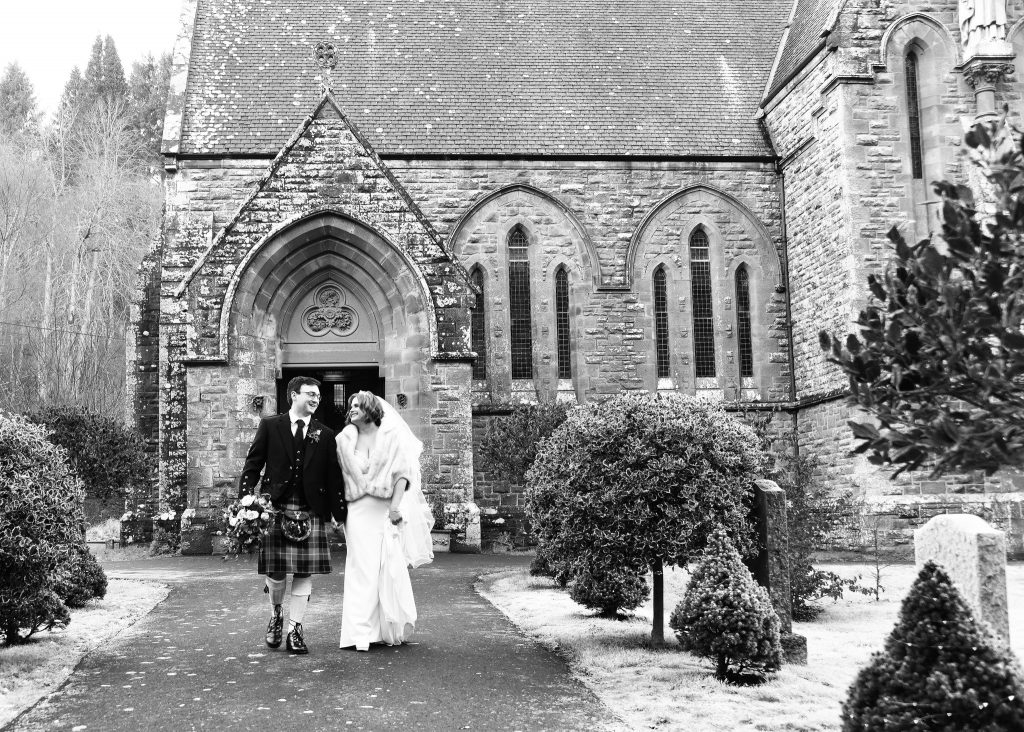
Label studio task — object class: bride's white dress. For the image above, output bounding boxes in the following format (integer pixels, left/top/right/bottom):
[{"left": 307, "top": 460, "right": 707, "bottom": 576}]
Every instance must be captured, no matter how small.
[
  {"left": 339, "top": 495, "right": 417, "bottom": 649},
  {"left": 337, "top": 397, "right": 433, "bottom": 650}
]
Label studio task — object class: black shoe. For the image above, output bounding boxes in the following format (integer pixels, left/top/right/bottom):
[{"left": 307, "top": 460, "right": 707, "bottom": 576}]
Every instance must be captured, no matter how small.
[
  {"left": 265, "top": 606, "right": 283, "bottom": 648},
  {"left": 286, "top": 623, "right": 309, "bottom": 655}
]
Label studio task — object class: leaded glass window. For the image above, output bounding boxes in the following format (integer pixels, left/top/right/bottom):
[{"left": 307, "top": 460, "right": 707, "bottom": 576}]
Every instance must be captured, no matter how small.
[
  {"left": 735, "top": 266, "right": 753, "bottom": 378},
  {"left": 471, "top": 267, "right": 487, "bottom": 380},
  {"left": 689, "top": 229, "right": 716, "bottom": 378},
  {"left": 906, "top": 51, "right": 923, "bottom": 180},
  {"left": 555, "top": 267, "right": 571, "bottom": 379},
  {"left": 654, "top": 267, "right": 670, "bottom": 378},
  {"left": 508, "top": 227, "right": 533, "bottom": 379}
]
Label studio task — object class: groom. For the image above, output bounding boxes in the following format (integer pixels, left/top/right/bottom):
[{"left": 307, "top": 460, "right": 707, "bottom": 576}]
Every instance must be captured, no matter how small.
[{"left": 238, "top": 376, "right": 346, "bottom": 654}]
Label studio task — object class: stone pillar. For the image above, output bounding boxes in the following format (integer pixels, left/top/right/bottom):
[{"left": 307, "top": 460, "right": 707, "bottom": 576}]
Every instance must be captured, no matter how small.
[
  {"left": 914, "top": 513, "right": 1010, "bottom": 643},
  {"left": 429, "top": 360, "right": 479, "bottom": 552},
  {"left": 962, "top": 59, "right": 1015, "bottom": 121},
  {"left": 747, "top": 478, "right": 807, "bottom": 664}
]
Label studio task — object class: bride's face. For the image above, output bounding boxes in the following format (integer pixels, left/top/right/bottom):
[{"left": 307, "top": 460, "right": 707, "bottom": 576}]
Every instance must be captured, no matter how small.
[{"left": 348, "top": 400, "right": 368, "bottom": 425}]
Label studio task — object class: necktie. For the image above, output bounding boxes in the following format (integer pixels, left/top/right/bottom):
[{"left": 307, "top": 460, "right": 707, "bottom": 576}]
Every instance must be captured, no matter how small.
[{"left": 294, "top": 419, "right": 305, "bottom": 449}]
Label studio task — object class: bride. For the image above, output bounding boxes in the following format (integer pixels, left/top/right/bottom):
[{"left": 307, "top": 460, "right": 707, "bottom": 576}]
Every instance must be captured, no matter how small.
[{"left": 335, "top": 391, "right": 433, "bottom": 650}]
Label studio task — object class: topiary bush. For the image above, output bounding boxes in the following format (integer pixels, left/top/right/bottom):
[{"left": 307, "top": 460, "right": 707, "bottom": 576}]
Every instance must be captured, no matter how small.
[
  {"left": 53, "top": 545, "right": 108, "bottom": 609},
  {"left": 568, "top": 559, "right": 648, "bottom": 618},
  {"left": 478, "top": 401, "right": 570, "bottom": 478},
  {"left": 670, "top": 530, "right": 783, "bottom": 684},
  {"left": 842, "top": 561, "right": 1024, "bottom": 730},
  {"left": 527, "top": 392, "right": 769, "bottom": 643},
  {"left": 0, "top": 412, "right": 103, "bottom": 645},
  {"left": 25, "top": 405, "right": 151, "bottom": 505}
]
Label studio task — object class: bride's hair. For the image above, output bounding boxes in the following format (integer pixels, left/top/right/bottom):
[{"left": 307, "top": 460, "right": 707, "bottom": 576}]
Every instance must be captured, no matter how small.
[{"left": 346, "top": 390, "right": 383, "bottom": 427}]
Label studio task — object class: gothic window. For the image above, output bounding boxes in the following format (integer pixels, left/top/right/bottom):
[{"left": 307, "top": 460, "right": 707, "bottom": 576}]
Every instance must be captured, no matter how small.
[
  {"left": 689, "top": 229, "right": 716, "bottom": 378},
  {"left": 653, "top": 266, "right": 670, "bottom": 379},
  {"left": 906, "top": 51, "right": 924, "bottom": 180},
  {"left": 470, "top": 266, "right": 487, "bottom": 380},
  {"left": 508, "top": 227, "right": 533, "bottom": 379},
  {"left": 555, "top": 267, "right": 572, "bottom": 379},
  {"left": 735, "top": 266, "right": 754, "bottom": 378}
]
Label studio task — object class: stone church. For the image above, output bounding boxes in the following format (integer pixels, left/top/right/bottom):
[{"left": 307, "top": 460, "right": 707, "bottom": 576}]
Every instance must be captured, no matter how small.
[{"left": 132, "top": 0, "right": 1024, "bottom": 553}]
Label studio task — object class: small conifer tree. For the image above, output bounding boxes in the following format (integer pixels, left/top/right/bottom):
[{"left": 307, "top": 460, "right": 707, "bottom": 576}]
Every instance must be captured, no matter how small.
[
  {"left": 842, "top": 561, "right": 1024, "bottom": 731},
  {"left": 669, "top": 531, "right": 783, "bottom": 682}
]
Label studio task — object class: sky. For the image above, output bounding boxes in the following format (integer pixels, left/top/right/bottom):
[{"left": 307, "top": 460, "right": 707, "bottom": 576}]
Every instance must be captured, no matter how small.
[{"left": 1, "top": 0, "right": 184, "bottom": 118}]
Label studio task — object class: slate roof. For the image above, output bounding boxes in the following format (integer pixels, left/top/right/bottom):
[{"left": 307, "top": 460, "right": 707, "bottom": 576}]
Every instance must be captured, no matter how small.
[
  {"left": 178, "top": 0, "right": 791, "bottom": 158},
  {"left": 765, "top": 0, "right": 840, "bottom": 99}
]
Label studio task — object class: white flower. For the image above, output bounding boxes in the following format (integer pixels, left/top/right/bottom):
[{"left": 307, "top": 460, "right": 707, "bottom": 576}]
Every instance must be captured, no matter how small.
[
  {"left": 243, "top": 510, "right": 260, "bottom": 521},
  {"left": 240, "top": 494, "right": 255, "bottom": 507},
  {"left": 228, "top": 515, "right": 239, "bottom": 527},
  {"left": 494, "top": 518, "right": 505, "bottom": 525}
]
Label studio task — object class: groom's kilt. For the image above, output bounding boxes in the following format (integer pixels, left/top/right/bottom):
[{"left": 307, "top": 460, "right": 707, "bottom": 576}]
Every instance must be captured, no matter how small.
[{"left": 258, "top": 503, "right": 331, "bottom": 575}]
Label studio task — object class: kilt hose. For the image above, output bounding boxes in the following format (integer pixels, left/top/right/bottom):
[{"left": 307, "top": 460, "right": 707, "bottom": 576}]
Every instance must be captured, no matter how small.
[{"left": 258, "top": 496, "right": 332, "bottom": 575}]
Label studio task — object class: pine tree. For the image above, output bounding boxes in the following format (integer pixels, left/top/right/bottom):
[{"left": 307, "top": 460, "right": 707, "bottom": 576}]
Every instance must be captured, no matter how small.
[
  {"left": 58, "top": 66, "right": 86, "bottom": 115},
  {"left": 82, "top": 35, "right": 128, "bottom": 107},
  {"left": 128, "top": 52, "right": 173, "bottom": 164},
  {"left": 0, "top": 62, "right": 40, "bottom": 136},
  {"left": 669, "top": 530, "right": 783, "bottom": 682},
  {"left": 842, "top": 561, "right": 1024, "bottom": 731}
]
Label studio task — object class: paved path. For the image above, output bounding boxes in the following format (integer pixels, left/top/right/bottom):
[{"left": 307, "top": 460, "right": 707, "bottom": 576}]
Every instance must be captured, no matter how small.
[{"left": 6, "top": 553, "right": 617, "bottom": 732}]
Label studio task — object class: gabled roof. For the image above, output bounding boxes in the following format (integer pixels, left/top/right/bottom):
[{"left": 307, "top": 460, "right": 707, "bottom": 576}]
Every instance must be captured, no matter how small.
[
  {"left": 764, "top": 0, "right": 841, "bottom": 100},
  {"left": 177, "top": 0, "right": 791, "bottom": 159}
]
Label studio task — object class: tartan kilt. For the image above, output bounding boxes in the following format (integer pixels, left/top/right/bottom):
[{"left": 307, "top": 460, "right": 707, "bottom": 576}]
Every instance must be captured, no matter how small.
[{"left": 258, "top": 500, "right": 332, "bottom": 575}]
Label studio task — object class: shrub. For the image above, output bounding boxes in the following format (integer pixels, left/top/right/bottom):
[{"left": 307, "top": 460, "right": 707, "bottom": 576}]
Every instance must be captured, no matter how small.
[
  {"left": 670, "top": 531, "right": 783, "bottom": 683},
  {"left": 568, "top": 560, "right": 648, "bottom": 618},
  {"left": 842, "top": 561, "right": 1024, "bottom": 731},
  {"left": 0, "top": 413, "right": 99, "bottom": 645},
  {"left": 478, "top": 401, "right": 570, "bottom": 477},
  {"left": 54, "top": 545, "right": 108, "bottom": 608},
  {"left": 780, "top": 453, "right": 864, "bottom": 620},
  {"left": 25, "top": 405, "right": 151, "bottom": 504},
  {"left": 527, "top": 392, "right": 769, "bottom": 642}
]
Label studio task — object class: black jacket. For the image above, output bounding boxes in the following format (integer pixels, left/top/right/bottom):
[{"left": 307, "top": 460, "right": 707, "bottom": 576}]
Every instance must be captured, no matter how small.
[{"left": 238, "top": 414, "right": 346, "bottom": 523}]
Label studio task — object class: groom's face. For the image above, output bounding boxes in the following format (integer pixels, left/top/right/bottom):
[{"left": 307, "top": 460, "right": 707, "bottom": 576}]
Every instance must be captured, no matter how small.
[{"left": 291, "top": 387, "right": 320, "bottom": 417}]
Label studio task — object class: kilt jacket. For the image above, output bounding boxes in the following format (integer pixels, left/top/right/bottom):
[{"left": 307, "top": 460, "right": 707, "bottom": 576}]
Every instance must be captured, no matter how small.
[{"left": 238, "top": 414, "right": 346, "bottom": 523}]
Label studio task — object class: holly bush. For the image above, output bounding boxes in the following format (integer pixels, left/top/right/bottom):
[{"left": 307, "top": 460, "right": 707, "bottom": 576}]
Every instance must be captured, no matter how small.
[
  {"left": 26, "top": 405, "right": 151, "bottom": 503},
  {"left": 526, "top": 392, "right": 768, "bottom": 639},
  {"left": 0, "top": 412, "right": 105, "bottom": 645},
  {"left": 568, "top": 558, "right": 649, "bottom": 618},
  {"left": 842, "top": 561, "right": 1024, "bottom": 730},
  {"left": 670, "top": 530, "right": 783, "bottom": 682}
]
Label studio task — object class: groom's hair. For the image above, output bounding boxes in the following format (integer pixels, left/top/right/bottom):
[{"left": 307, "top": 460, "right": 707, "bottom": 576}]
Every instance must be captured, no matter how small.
[
  {"left": 286, "top": 376, "right": 321, "bottom": 404},
  {"left": 347, "top": 391, "right": 383, "bottom": 426}
]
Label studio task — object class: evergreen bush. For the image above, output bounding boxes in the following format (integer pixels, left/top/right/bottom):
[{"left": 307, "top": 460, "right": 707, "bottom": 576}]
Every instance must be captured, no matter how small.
[
  {"left": 670, "top": 531, "right": 783, "bottom": 683},
  {"left": 25, "top": 405, "right": 150, "bottom": 504},
  {"left": 478, "top": 401, "right": 569, "bottom": 478},
  {"left": 0, "top": 412, "right": 103, "bottom": 645},
  {"left": 568, "top": 560, "right": 648, "bottom": 618},
  {"left": 53, "top": 545, "right": 108, "bottom": 609},
  {"left": 527, "top": 392, "right": 769, "bottom": 641},
  {"left": 842, "top": 561, "right": 1024, "bottom": 731}
]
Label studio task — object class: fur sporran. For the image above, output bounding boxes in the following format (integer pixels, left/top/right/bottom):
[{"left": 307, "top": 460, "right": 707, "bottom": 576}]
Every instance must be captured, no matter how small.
[{"left": 280, "top": 509, "right": 312, "bottom": 542}]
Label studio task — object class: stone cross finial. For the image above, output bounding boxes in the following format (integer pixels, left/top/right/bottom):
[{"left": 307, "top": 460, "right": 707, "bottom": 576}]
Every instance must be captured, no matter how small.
[{"left": 313, "top": 41, "right": 338, "bottom": 93}]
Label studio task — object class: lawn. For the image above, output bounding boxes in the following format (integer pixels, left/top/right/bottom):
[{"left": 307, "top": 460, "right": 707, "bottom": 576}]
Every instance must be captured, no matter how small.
[
  {"left": 0, "top": 578, "right": 168, "bottom": 728},
  {"left": 478, "top": 562, "right": 1024, "bottom": 732}
]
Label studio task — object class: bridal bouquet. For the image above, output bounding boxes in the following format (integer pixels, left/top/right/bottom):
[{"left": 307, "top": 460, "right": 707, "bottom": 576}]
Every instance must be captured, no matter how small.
[{"left": 223, "top": 492, "right": 274, "bottom": 556}]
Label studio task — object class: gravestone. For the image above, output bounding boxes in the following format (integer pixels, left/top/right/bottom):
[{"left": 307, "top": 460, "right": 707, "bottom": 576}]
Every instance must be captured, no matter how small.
[
  {"left": 914, "top": 513, "right": 1010, "bottom": 643},
  {"left": 748, "top": 478, "right": 808, "bottom": 664}
]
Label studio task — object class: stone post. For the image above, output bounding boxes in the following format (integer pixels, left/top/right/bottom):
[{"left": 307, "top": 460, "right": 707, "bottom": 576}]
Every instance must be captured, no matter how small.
[
  {"left": 914, "top": 513, "right": 1010, "bottom": 644},
  {"left": 747, "top": 478, "right": 807, "bottom": 664}
]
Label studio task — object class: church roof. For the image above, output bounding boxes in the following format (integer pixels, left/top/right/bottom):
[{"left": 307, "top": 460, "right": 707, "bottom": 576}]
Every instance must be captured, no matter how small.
[
  {"left": 765, "top": 0, "right": 840, "bottom": 99},
  {"left": 177, "top": 0, "right": 791, "bottom": 159}
]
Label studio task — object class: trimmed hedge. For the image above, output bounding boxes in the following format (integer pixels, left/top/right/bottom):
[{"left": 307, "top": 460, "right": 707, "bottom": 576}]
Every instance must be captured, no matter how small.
[
  {"left": 526, "top": 392, "right": 768, "bottom": 623},
  {"left": 0, "top": 413, "right": 105, "bottom": 645},
  {"left": 842, "top": 561, "right": 1024, "bottom": 730},
  {"left": 670, "top": 531, "right": 783, "bottom": 683},
  {"left": 25, "top": 405, "right": 150, "bottom": 504}
]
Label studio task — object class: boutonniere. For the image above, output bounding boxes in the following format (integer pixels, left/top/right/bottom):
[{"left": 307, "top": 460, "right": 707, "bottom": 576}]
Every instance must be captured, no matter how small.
[{"left": 308, "top": 429, "right": 322, "bottom": 444}]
